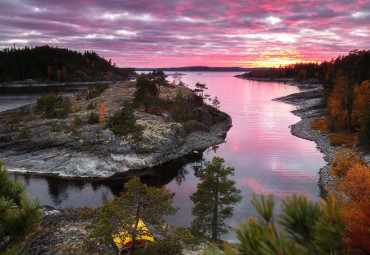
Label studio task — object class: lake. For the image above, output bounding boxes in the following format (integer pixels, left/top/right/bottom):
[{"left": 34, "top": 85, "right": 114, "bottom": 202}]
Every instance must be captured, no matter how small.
[{"left": 4, "top": 72, "right": 325, "bottom": 241}]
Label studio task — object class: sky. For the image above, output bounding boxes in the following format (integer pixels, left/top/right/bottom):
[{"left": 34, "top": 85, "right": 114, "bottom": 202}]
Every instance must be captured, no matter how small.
[{"left": 0, "top": 0, "right": 369, "bottom": 68}]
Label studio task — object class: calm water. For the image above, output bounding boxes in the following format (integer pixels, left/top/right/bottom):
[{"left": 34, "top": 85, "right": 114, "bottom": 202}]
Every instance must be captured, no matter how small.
[{"left": 4, "top": 72, "right": 325, "bottom": 241}]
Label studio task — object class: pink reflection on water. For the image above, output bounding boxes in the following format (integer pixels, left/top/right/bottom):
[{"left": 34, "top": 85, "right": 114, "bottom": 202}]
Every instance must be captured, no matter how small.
[
  {"left": 238, "top": 178, "right": 274, "bottom": 194},
  {"left": 164, "top": 72, "right": 326, "bottom": 239}
]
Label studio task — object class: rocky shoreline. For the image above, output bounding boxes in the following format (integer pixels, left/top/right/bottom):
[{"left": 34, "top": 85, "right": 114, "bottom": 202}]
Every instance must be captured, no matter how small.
[
  {"left": 273, "top": 83, "right": 335, "bottom": 191},
  {"left": 273, "top": 80, "right": 369, "bottom": 192},
  {"left": 0, "top": 82, "right": 232, "bottom": 178}
]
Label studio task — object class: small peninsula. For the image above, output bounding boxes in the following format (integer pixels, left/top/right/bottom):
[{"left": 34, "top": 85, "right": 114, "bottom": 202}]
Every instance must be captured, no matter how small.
[{"left": 0, "top": 80, "right": 231, "bottom": 178}]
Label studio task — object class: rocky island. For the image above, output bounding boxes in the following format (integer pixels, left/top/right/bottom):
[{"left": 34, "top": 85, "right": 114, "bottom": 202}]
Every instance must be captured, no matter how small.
[{"left": 0, "top": 80, "right": 231, "bottom": 178}]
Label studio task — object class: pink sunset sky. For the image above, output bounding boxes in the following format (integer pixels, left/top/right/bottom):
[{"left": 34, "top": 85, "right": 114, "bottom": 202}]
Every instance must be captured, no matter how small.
[{"left": 0, "top": 0, "right": 369, "bottom": 68}]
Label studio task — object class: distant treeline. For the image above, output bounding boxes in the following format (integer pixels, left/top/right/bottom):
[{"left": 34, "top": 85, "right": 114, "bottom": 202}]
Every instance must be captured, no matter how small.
[
  {"left": 0, "top": 45, "right": 135, "bottom": 83},
  {"left": 242, "top": 50, "right": 370, "bottom": 144},
  {"left": 136, "top": 66, "right": 268, "bottom": 72}
]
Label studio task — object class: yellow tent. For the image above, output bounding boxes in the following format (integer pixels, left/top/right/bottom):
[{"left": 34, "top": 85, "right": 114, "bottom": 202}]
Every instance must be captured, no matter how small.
[{"left": 112, "top": 219, "right": 155, "bottom": 249}]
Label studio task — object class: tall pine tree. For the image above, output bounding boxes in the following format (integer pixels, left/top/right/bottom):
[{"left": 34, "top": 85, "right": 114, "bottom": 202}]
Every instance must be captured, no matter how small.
[
  {"left": 0, "top": 160, "right": 40, "bottom": 253},
  {"left": 190, "top": 157, "right": 242, "bottom": 241}
]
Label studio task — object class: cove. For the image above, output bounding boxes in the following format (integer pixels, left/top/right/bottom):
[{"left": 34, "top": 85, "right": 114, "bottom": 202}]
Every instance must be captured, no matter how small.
[{"left": 5, "top": 72, "right": 326, "bottom": 241}]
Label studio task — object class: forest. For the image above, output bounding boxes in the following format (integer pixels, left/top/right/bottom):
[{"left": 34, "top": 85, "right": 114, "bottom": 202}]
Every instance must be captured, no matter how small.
[
  {"left": 0, "top": 45, "right": 135, "bottom": 83},
  {"left": 241, "top": 50, "right": 370, "bottom": 145}
]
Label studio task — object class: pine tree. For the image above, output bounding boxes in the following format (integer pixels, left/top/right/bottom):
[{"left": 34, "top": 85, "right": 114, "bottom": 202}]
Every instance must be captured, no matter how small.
[
  {"left": 194, "top": 82, "right": 208, "bottom": 103},
  {"left": 0, "top": 160, "right": 41, "bottom": 253},
  {"left": 212, "top": 96, "right": 221, "bottom": 110},
  {"left": 133, "top": 73, "right": 158, "bottom": 113},
  {"left": 235, "top": 193, "right": 345, "bottom": 255},
  {"left": 86, "top": 177, "right": 178, "bottom": 255},
  {"left": 190, "top": 157, "right": 242, "bottom": 241}
]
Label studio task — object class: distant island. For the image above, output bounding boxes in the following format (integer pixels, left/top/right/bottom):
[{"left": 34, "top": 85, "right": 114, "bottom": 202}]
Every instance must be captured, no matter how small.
[
  {"left": 0, "top": 45, "right": 135, "bottom": 83},
  {"left": 135, "top": 66, "right": 268, "bottom": 72}
]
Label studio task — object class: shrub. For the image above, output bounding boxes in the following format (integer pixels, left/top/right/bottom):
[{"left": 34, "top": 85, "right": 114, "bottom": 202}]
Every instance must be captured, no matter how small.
[
  {"left": 86, "top": 102, "right": 97, "bottom": 110},
  {"left": 74, "top": 116, "right": 83, "bottom": 127},
  {"left": 329, "top": 133, "right": 357, "bottom": 148},
  {"left": 108, "top": 102, "right": 137, "bottom": 135},
  {"left": 36, "top": 93, "right": 72, "bottom": 119},
  {"left": 86, "top": 83, "right": 109, "bottom": 99},
  {"left": 311, "top": 118, "right": 328, "bottom": 133},
  {"left": 87, "top": 112, "right": 99, "bottom": 125},
  {"left": 19, "top": 127, "right": 31, "bottom": 139},
  {"left": 136, "top": 237, "right": 183, "bottom": 255}
]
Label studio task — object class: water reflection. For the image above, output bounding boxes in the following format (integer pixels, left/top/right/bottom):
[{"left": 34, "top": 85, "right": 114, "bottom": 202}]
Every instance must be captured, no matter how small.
[
  {"left": 5, "top": 72, "right": 326, "bottom": 241},
  {"left": 9, "top": 152, "right": 202, "bottom": 207}
]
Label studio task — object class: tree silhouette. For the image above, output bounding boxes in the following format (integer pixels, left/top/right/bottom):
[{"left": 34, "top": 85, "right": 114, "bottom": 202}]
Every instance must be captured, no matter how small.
[
  {"left": 133, "top": 73, "right": 158, "bottom": 113},
  {"left": 194, "top": 82, "right": 208, "bottom": 103},
  {"left": 190, "top": 157, "right": 242, "bottom": 241}
]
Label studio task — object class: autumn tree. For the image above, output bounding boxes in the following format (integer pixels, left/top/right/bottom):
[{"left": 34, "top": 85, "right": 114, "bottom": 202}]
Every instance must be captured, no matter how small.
[
  {"left": 329, "top": 149, "right": 370, "bottom": 222},
  {"left": 327, "top": 149, "right": 370, "bottom": 255},
  {"left": 86, "top": 177, "right": 178, "bottom": 255},
  {"left": 190, "top": 157, "right": 242, "bottom": 241},
  {"left": 351, "top": 80, "right": 370, "bottom": 144},
  {"left": 343, "top": 200, "right": 370, "bottom": 255},
  {"left": 73, "top": 102, "right": 79, "bottom": 112},
  {"left": 99, "top": 102, "right": 107, "bottom": 122},
  {"left": 0, "top": 160, "right": 41, "bottom": 253},
  {"left": 133, "top": 73, "right": 158, "bottom": 113},
  {"left": 56, "top": 69, "right": 61, "bottom": 82},
  {"left": 326, "top": 69, "right": 352, "bottom": 130},
  {"left": 61, "top": 66, "right": 67, "bottom": 80}
]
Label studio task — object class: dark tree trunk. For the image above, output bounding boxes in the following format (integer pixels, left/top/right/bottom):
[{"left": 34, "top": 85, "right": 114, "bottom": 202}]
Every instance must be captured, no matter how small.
[{"left": 212, "top": 172, "right": 219, "bottom": 240}]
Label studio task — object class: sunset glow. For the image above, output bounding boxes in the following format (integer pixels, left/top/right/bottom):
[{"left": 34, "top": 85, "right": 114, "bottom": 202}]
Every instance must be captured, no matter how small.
[{"left": 0, "top": 0, "right": 369, "bottom": 68}]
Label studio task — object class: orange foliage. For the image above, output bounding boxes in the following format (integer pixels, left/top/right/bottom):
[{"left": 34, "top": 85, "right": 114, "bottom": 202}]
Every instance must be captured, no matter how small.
[
  {"left": 61, "top": 66, "right": 67, "bottom": 80},
  {"left": 47, "top": 65, "right": 52, "bottom": 80},
  {"left": 73, "top": 102, "right": 79, "bottom": 112},
  {"left": 341, "top": 163, "right": 370, "bottom": 204},
  {"left": 99, "top": 103, "right": 107, "bottom": 122},
  {"left": 311, "top": 118, "right": 328, "bottom": 133},
  {"left": 56, "top": 69, "right": 61, "bottom": 82},
  {"left": 105, "top": 72, "right": 111, "bottom": 81},
  {"left": 327, "top": 69, "right": 351, "bottom": 130},
  {"left": 351, "top": 80, "right": 370, "bottom": 128},
  {"left": 329, "top": 133, "right": 357, "bottom": 148},
  {"left": 343, "top": 200, "right": 370, "bottom": 255},
  {"left": 330, "top": 149, "right": 363, "bottom": 179},
  {"left": 329, "top": 149, "right": 370, "bottom": 250}
]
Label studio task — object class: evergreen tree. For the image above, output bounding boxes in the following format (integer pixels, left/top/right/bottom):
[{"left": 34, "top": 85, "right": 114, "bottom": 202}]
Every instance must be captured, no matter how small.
[
  {"left": 108, "top": 101, "right": 137, "bottom": 135},
  {"left": 151, "top": 70, "right": 168, "bottom": 98},
  {"left": 133, "top": 73, "right": 158, "bottom": 113},
  {"left": 212, "top": 96, "right": 221, "bottom": 110},
  {"left": 190, "top": 157, "right": 242, "bottom": 241},
  {"left": 235, "top": 193, "right": 345, "bottom": 255},
  {"left": 194, "top": 82, "right": 208, "bottom": 103},
  {"left": 0, "top": 160, "right": 41, "bottom": 253},
  {"left": 85, "top": 177, "right": 178, "bottom": 255}
]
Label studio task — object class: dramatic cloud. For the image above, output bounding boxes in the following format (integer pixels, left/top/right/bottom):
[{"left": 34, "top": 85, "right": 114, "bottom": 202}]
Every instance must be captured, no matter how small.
[{"left": 0, "top": 0, "right": 369, "bottom": 67}]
